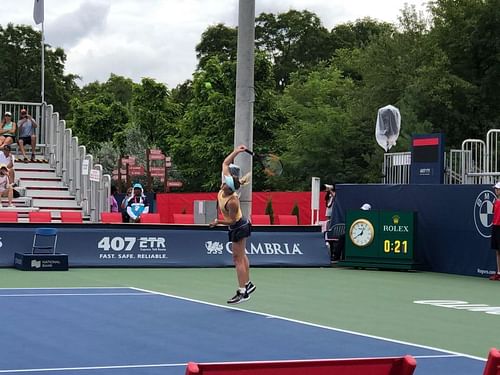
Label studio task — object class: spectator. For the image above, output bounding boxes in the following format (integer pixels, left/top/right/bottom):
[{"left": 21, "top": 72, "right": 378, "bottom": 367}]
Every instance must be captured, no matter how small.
[
  {"left": 109, "top": 186, "right": 119, "bottom": 212},
  {"left": 126, "top": 183, "right": 149, "bottom": 223},
  {"left": 0, "top": 164, "right": 14, "bottom": 207},
  {"left": 0, "top": 145, "right": 15, "bottom": 185},
  {"left": 121, "top": 186, "right": 132, "bottom": 223},
  {"left": 17, "top": 108, "right": 38, "bottom": 162},
  {"left": 0, "top": 112, "right": 17, "bottom": 150},
  {"left": 324, "top": 184, "right": 335, "bottom": 220}
]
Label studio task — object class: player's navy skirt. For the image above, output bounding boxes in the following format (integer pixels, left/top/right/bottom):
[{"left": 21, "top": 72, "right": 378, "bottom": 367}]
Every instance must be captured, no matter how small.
[
  {"left": 228, "top": 217, "right": 251, "bottom": 242},
  {"left": 491, "top": 225, "right": 500, "bottom": 250}
]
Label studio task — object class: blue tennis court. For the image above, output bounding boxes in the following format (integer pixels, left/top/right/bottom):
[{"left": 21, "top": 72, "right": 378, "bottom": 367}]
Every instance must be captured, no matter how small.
[{"left": 0, "top": 287, "right": 486, "bottom": 374}]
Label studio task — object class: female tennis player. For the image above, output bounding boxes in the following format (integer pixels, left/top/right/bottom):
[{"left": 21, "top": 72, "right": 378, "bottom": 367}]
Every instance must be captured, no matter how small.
[{"left": 209, "top": 145, "right": 256, "bottom": 304}]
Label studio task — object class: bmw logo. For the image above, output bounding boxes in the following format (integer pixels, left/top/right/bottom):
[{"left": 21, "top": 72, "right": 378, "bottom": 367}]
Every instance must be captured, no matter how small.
[{"left": 473, "top": 190, "right": 496, "bottom": 238}]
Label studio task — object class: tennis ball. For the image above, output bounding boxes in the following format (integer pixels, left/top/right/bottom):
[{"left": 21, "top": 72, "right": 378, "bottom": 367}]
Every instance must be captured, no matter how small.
[{"left": 204, "top": 82, "right": 212, "bottom": 89}]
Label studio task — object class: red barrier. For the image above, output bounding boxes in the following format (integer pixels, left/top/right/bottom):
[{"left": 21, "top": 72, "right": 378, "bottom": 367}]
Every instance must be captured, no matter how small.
[
  {"left": 483, "top": 348, "right": 500, "bottom": 375},
  {"left": 185, "top": 356, "right": 417, "bottom": 375},
  {"left": 157, "top": 191, "right": 329, "bottom": 224}
]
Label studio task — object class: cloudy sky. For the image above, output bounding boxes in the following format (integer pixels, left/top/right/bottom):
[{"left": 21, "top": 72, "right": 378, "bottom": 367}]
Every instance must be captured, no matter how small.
[{"left": 1, "top": 0, "right": 426, "bottom": 88}]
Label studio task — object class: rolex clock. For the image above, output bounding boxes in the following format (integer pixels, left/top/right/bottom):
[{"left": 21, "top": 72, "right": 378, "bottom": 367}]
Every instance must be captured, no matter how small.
[
  {"left": 349, "top": 218, "right": 375, "bottom": 247},
  {"left": 341, "top": 209, "right": 416, "bottom": 270}
]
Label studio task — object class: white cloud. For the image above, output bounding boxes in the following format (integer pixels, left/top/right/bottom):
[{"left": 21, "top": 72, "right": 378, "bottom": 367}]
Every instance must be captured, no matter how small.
[{"left": 1, "top": 0, "right": 426, "bottom": 88}]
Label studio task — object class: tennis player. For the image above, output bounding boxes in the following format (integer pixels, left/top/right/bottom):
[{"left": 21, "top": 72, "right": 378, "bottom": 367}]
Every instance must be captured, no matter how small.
[{"left": 209, "top": 145, "right": 256, "bottom": 304}]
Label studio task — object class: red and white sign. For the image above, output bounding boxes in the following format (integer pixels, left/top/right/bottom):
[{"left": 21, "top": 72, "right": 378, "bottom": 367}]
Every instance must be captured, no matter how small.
[
  {"left": 129, "top": 166, "right": 144, "bottom": 176},
  {"left": 121, "top": 157, "right": 136, "bottom": 166},
  {"left": 149, "top": 149, "right": 163, "bottom": 154},
  {"left": 150, "top": 167, "right": 165, "bottom": 177},
  {"left": 167, "top": 180, "right": 183, "bottom": 188},
  {"left": 150, "top": 154, "right": 166, "bottom": 160}
]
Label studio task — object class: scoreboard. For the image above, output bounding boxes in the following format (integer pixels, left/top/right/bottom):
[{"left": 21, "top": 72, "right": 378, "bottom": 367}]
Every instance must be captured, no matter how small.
[{"left": 339, "top": 210, "right": 417, "bottom": 270}]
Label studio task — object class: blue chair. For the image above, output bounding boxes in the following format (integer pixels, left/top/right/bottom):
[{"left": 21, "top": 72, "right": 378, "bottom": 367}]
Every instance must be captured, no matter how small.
[{"left": 32, "top": 228, "right": 58, "bottom": 255}]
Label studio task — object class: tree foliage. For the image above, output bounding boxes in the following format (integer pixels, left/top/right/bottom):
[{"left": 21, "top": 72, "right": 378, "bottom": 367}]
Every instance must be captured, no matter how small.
[
  {"left": 3, "top": 3, "right": 500, "bottom": 191},
  {"left": 0, "top": 23, "right": 79, "bottom": 115}
]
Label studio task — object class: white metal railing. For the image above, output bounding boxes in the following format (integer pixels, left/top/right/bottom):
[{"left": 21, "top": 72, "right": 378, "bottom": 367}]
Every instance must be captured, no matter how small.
[
  {"left": 383, "top": 130, "right": 500, "bottom": 185},
  {"left": 382, "top": 152, "right": 411, "bottom": 184},
  {"left": 1, "top": 101, "right": 110, "bottom": 222}
]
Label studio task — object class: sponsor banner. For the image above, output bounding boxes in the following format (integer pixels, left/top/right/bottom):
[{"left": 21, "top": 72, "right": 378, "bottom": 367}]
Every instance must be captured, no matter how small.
[
  {"left": 0, "top": 226, "right": 329, "bottom": 267},
  {"left": 332, "top": 184, "right": 497, "bottom": 277}
]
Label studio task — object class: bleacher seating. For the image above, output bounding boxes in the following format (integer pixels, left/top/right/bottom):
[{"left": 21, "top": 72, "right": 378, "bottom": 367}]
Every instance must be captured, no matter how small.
[
  {"left": 60, "top": 211, "right": 83, "bottom": 223},
  {"left": 140, "top": 213, "right": 161, "bottom": 224},
  {"left": 173, "top": 213, "right": 194, "bottom": 224},
  {"left": 100, "top": 212, "right": 123, "bottom": 223},
  {"left": 28, "top": 211, "right": 52, "bottom": 223},
  {"left": 0, "top": 211, "right": 18, "bottom": 223},
  {"left": 276, "top": 214, "right": 298, "bottom": 225},
  {"left": 185, "top": 355, "right": 417, "bottom": 375},
  {"left": 251, "top": 214, "right": 271, "bottom": 225}
]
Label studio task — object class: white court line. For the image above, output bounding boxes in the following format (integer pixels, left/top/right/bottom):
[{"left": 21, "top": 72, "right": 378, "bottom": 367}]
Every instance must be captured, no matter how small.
[
  {"left": 0, "top": 363, "right": 186, "bottom": 373},
  {"left": 131, "top": 287, "right": 487, "bottom": 362},
  {"left": 0, "top": 293, "right": 152, "bottom": 298}
]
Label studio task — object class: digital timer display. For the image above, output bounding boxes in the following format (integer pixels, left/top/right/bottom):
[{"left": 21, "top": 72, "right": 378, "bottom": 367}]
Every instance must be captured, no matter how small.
[{"left": 383, "top": 240, "right": 408, "bottom": 254}]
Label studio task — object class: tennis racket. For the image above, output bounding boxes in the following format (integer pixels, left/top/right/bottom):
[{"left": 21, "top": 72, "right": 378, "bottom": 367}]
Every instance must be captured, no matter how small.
[{"left": 244, "top": 149, "right": 283, "bottom": 176}]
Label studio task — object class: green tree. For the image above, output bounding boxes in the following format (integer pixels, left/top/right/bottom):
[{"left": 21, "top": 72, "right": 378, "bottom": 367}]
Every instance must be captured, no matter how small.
[
  {"left": 0, "top": 23, "right": 79, "bottom": 115},
  {"left": 430, "top": 0, "right": 500, "bottom": 142},
  {"left": 196, "top": 24, "right": 238, "bottom": 69},
  {"left": 256, "top": 10, "right": 334, "bottom": 90},
  {"left": 67, "top": 94, "right": 129, "bottom": 152},
  {"left": 275, "top": 65, "right": 358, "bottom": 188}
]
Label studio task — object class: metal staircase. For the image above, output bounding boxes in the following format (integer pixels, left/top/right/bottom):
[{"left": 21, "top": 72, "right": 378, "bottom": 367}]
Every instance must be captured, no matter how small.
[
  {"left": 1, "top": 157, "right": 87, "bottom": 222},
  {"left": 0, "top": 101, "right": 111, "bottom": 222}
]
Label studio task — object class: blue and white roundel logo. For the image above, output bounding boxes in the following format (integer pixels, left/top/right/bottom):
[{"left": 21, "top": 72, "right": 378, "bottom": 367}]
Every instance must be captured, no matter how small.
[{"left": 474, "top": 190, "right": 496, "bottom": 238}]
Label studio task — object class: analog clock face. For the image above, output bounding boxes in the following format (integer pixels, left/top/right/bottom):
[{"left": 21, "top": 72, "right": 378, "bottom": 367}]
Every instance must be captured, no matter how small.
[{"left": 349, "top": 219, "right": 375, "bottom": 247}]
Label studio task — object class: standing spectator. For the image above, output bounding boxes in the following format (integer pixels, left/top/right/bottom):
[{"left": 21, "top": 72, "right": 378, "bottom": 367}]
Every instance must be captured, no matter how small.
[
  {"left": 490, "top": 182, "right": 500, "bottom": 281},
  {"left": 126, "top": 183, "right": 150, "bottom": 223},
  {"left": 0, "top": 164, "right": 14, "bottom": 207},
  {"left": 17, "top": 108, "right": 38, "bottom": 162},
  {"left": 0, "top": 145, "right": 15, "bottom": 186},
  {"left": 121, "top": 186, "right": 133, "bottom": 223},
  {"left": 324, "top": 184, "right": 335, "bottom": 221},
  {"left": 0, "top": 112, "right": 17, "bottom": 150},
  {"left": 109, "top": 186, "right": 119, "bottom": 212}
]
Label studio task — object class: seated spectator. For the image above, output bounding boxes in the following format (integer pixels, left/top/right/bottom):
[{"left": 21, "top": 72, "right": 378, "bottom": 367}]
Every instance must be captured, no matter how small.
[
  {"left": 126, "top": 183, "right": 150, "bottom": 223},
  {"left": 0, "top": 145, "right": 15, "bottom": 185},
  {"left": 0, "top": 112, "right": 17, "bottom": 150},
  {"left": 109, "top": 186, "right": 119, "bottom": 212},
  {"left": 0, "top": 164, "right": 14, "bottom": 207},
  {"left": 17, "top": 108, "right": 38, "bottom": 162},
  {"left": 121, "top": 186, "right": 132, "bottom": 223}
]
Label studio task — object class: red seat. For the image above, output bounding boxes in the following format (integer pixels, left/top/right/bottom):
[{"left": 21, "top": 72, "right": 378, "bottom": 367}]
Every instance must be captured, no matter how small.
[
  {"left": 100, "top": 212, "right": 123, "bottom": 223},
  {"left": 173, "top": 214, "right": 194, "bottom": 224},
  {"left": 140, "top": 213, "right": 162, "bottom": 224},
  {"left": 276, "top": 214, "right": 298, "bottom": 225},
  {"left": 60, "top": 211, "right": 83, "bottom": 223},
  {"left": 483, "top": 348, "right": 500, "bottom": 375},
  {"left": 29, "top": 211, "right": 52, "bottom": 223},
  {"left": 185, "top": 355, "right": 417, "bottom": 375},
  {"left": 0, "top": 211, "right": 18, "bottom": 223},
  {"left": 251, "top": 214, "right": 271, "bottom": 225}
]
